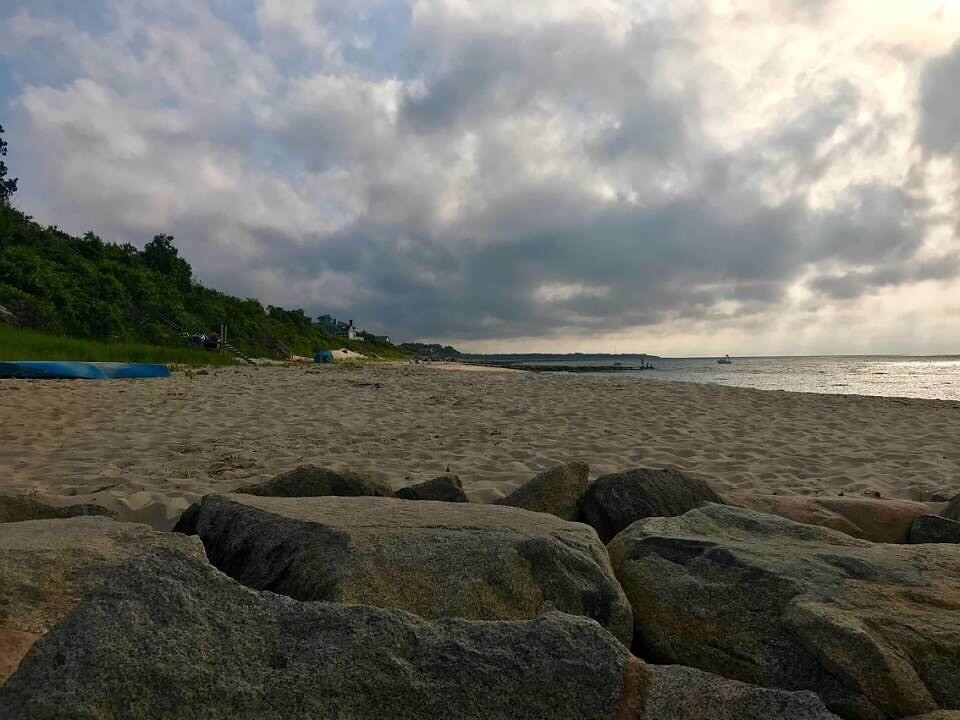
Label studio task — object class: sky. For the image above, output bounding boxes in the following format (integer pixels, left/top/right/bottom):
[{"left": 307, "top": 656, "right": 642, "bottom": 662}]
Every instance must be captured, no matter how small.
[{"left": 2, "top": 0, "right": 960, "bottom": 355}]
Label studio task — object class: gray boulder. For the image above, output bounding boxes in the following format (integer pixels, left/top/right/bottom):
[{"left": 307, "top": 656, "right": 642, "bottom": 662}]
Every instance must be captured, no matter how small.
[
  {"left": 944, "top": 495, "right": 960, "bottom": 521},
  {"left": 0, "top": 305, "right": 15, "bottom": 325},
  {"left": 175, "top": 493, "right": 633, "bottom": 643},
  {"left": 581, "top": 467, "right": 724, "bottom": 542},
  {"left": 0, "top": 517, "right": 203, "bottom": 684},
  {"left": 0, "top": 548, "right": 839, "bottom": 719},
  {"left": 493, "top": 461, "right": 591, "bottom": 520},
  {"left": 910, "top": 515, "right": 960, "bottom": 544},
  {"left": 232, "top": 464, "right": 394, "bottom": 497},
  {"left": 608, "top": 504, "right": 960, "bottom": 720},
  {"left": 396, "top": 474, "right": 468, "bottom": 502},
  {"left": 0, "top": 495, "right": 115, "bottom": 524},
  {"left": 636, "top": 663, "right": 839, "bottom": 720}
]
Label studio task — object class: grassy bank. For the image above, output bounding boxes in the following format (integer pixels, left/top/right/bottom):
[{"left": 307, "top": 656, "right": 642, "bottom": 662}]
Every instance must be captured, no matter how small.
[{"left": 0, "top": 326, "right": 236, "bottom": 366}]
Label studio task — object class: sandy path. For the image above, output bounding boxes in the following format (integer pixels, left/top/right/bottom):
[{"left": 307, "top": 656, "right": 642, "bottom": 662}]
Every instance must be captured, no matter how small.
[{"left": 1, "top": 364, "right": 958, "bottom": 528}]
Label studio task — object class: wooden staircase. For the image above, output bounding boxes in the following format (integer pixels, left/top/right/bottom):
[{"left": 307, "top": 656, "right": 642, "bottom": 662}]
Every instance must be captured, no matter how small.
[
  {"left": 221, "top": 338, "right": 256, "bottom": 365},
  {"left": 154, "top": 311, "right": 256, "bottom": 365},
  {"left": 271, "top": 338, "right": 293, "bottom": 360}
]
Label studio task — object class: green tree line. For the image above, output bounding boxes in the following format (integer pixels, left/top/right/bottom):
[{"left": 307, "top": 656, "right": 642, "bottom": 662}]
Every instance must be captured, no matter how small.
[{"left": 0, "top": 126, "right": 405, "bottom": 360}]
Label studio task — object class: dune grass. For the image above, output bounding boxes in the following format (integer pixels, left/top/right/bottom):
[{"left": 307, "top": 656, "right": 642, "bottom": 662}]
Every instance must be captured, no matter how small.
[{"left": 0, "top": 326, "right": 236, "bottom": 366}]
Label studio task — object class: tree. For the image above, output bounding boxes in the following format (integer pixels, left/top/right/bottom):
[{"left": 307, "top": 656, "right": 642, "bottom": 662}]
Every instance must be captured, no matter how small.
[
  {"left": 0, "top": 202, "right": 409, "bottom": 358},
  {"left": 142, "top": 234, "right": 193, "bottom": 291},
  {"left": 0, "top": 125, "right": 18, "bottom": 206}
]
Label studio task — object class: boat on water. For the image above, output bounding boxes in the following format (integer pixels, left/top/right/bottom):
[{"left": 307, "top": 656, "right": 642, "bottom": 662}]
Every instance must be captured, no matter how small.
[{"left": 717, "top": 355, "right": 733, "bottom": 365}]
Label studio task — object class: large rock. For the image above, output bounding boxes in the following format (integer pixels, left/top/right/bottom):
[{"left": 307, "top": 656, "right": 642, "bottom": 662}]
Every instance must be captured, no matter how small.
[
  {"left": 910, "top": 515, "right": 960, "bottom": 544},
  {"left": 608, "top": 504, "right": 960, "bottom": 720},
  {"left": 944, "top": 495, "right": 960, "bottom": 521},
  {"left": 493, "top": 461, "right": 591, "bottom": 520},
  {"left": 232, "top": 464, "right": 394, "bottom": 497},
  {"left": 730, "top": 493, "right": 931, "bottom": 543},
  {"left": 634, "top": 663, "right": 838, "bottom": 720},
  {"left": 0, "top": 549, "right": 839, "bottom": 719},
  {"left": 0, "top": 305, "right": 15, "bottom": 325},
  {"left": 396, "top": 474, "right": 468, "bottom": 502},
  {"left": 0, "top": 495, "right": 115, "bottom": 524},
  {"left": 0, "top": 517, "right": 203, "bottom": 684},
  {"left": 581, "top": 467, "right": 724, "bottom": 542},
  {"left": 175, "top": 493, "right": 633, "bottom": 643}
]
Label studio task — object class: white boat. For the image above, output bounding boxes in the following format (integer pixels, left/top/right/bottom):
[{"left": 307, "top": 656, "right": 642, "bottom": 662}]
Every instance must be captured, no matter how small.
[{"left": 717, "top": 355, "right": 733, "bottom": 365}]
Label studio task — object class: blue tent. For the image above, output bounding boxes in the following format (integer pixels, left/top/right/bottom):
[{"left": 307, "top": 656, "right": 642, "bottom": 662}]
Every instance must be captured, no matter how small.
[{"left": 313, "top": 350, "right": 335, "bottom": 364}]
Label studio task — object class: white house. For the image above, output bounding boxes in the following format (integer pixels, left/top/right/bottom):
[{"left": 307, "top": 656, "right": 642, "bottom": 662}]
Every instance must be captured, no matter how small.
[{"left": 325, "top": 318, "right": 366, "bottom": 341}]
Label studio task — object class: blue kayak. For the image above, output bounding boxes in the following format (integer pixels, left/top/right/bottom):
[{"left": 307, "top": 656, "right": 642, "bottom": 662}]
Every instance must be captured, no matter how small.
[{"left": 0, "top": 361, "right": 171, "bottom": 380}]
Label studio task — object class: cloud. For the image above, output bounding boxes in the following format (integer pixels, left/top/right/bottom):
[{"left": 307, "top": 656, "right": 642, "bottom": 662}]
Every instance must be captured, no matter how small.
[
  {"left": 810, "top": 254, "right": 960, "bottom": 299},
  {"left": 2, "top": 0, "right": 960, "bottom": 353},
  {"left": 919, "top": 41, "right": 960, "bottom": 154},
  {"left": 534, "top": 284, "right": 610, "bottom": 304}
]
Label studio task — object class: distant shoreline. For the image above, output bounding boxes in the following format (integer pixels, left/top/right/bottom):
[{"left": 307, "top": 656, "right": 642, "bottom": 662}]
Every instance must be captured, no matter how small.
[
  {"left": 448, "top": 354, "right": 960, "bottom": 403},
  {"left": 458, "top": 352, "right": 960, "bottom": 361}
]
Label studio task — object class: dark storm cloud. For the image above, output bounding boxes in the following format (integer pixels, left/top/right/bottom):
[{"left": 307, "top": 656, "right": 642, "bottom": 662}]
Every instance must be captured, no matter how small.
[
  {"left": 242, "top": 175, "right": 930, "bottom": 340},
  {"left": 398, "top": 17, "right": 692, "bottom": 161},
  {"left": 810, "top": 255, "right": 960, "bottom": 300},
  {"left": 919, "top": 41, "right": 960, "bottom": 154}
]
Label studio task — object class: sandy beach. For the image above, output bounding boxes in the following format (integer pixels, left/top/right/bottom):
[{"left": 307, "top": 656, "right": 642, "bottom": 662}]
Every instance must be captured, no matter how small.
[{"left": 1, "top": 363, "right": 958, "bottom": 529}]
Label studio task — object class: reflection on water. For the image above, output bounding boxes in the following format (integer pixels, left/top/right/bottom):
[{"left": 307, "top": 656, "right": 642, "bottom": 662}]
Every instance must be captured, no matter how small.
[
  {"left": 518, "top": 356, "right": 960, "bottom": 401},
  {"left": 643, "top": 356, "right": 960, "bottom": 401}
]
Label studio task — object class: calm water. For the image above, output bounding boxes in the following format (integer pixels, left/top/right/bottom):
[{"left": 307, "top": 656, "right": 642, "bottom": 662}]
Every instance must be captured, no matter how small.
[{"left": 487, "top": 355, "right": 960, "bottom": 401}]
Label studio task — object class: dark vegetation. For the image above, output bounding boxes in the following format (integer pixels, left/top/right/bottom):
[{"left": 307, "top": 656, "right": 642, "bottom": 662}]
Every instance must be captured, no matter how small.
[
  {"left": 0, "top": 123, "right": 17, "bottom": 206},
  {"left": 0, "top": 125, "right": 407, "bottom": 361},
  {"left": 399, "top": 342, "right": 462, "bottom": 359},
  {"left": 0, "top": 325, "right": 235, "bottom": 365}
]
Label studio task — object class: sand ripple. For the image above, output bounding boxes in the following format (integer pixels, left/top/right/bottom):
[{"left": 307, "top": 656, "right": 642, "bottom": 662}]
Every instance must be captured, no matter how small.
[{"left": 1, "top": 364, "right": 958, "bottom": 528}]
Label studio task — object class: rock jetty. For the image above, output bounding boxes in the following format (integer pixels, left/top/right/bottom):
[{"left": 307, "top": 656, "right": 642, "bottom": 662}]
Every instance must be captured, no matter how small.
[
  {"left": 174, "top": 493, "right": 633, "bottom": 643},
  {"left": 233, "top": 464, "right": 394, "bottom": 498},
  {"left": 581, "top": 466, "right": 724, "bottom": 542},
  {"left": 493, "top": 460, "right": 591, "bottom": 520},
  {"left": 396, "top": 474, "right": 468, "bottom": 502},
  {"left": 2, "top": 461, "right": 958, "bottom": 719},
  {"left": 0, "top": 545, "right": 835, "bottom": 720},
  {"left": 608, "top": 504, "right": 960, "bottom": 719}
]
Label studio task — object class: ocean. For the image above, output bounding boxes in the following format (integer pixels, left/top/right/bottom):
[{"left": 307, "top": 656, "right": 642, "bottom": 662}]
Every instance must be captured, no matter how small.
[{"left": 477, "top": 355, "right": 960, "bottom": 402}]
